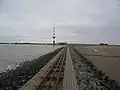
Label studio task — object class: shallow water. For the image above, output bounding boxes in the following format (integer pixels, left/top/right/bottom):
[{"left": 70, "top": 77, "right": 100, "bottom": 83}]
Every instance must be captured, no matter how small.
[{"left": 0, "top": 44, "right": 60, "bottom": 71}]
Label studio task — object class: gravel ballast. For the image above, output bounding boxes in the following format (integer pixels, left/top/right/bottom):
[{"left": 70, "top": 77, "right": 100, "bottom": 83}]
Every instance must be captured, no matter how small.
[
  {"left": 70, "top": 47, "right": 120, "bottom": 90},
  {"left": 0, "top": 47, "right": 63, "bottom": 90}
]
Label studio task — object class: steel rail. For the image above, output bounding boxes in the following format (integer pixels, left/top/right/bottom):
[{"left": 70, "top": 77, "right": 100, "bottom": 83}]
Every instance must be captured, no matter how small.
[
  {"left": 37, "top": 47, "right": 67, "bottom": 90},
  {"left": 19, "top": 47, "right": 65, "bottom": 90}
]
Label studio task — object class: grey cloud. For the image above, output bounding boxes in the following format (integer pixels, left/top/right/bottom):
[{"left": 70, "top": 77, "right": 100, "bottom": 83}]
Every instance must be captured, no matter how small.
[{"left": 0, "top": 0, "right": 120, "bottom": 44}]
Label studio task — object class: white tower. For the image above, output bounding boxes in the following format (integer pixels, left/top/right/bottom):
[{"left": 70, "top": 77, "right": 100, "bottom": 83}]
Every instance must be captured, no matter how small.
[{"left": 52, "top": 26, "right": 56, "bottom": 45}]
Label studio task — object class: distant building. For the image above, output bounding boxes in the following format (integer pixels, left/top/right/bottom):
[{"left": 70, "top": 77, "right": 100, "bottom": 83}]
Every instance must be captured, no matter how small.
[
  {"left": 100, "top": 43, "right": 104, "bottom": 45},
  {"left": 105, "top": 43, "right": 108, "bottom": 45},
  {"left": 57, "top": 42, "right": 67, "bottom": 45},
  {"left": 100, "top": 43, "right": 108, "bottom": 46}
]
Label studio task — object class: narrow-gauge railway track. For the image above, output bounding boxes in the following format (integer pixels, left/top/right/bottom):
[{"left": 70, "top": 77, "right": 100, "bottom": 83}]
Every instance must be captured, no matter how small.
[
  {"left": 20, "top": 46, "right": 119, "bottom": 90},
  {"left": 20, "top": 47, "right": 67, "bottom": 90},
  {"left": 37, "top": 48, "right": 67, "bottom": 90}
]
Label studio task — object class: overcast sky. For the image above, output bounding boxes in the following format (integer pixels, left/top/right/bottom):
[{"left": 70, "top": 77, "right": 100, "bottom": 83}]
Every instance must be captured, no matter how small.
[{"left": 0, "top": 0, "right": 120, "bottom": 44}]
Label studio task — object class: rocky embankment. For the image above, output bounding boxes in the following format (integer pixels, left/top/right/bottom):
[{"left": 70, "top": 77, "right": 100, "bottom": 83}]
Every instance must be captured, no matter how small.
[
  {"left": 0, "top": 47, "right": 63, "bottom": 90},
  {"left": 70, "top": 47, "right": 120, "bottom": 90}
]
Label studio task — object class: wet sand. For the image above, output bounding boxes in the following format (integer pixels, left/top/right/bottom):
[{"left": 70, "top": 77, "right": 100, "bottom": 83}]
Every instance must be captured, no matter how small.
[{"left": 75, "top": 45, "right": 120, "bottom": 85}]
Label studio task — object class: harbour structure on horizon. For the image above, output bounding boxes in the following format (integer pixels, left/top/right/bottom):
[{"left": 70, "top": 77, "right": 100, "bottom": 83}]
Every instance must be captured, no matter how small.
[{"left": 52, "top": 26, "right": 56, "bottom": 45}]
